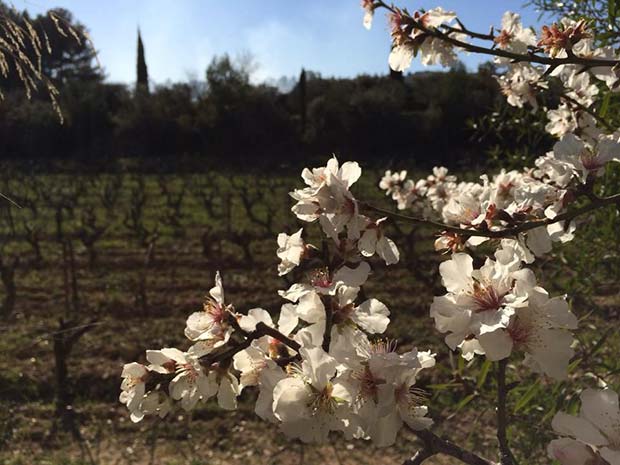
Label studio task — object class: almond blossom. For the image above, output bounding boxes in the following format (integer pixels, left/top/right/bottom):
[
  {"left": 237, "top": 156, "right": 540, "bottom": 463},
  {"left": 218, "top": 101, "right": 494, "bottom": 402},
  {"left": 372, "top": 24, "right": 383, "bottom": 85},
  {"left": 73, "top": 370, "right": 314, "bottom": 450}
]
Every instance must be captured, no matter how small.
[
  {"left": 538, "top": 19, "right": 591, "bottom": 58},
  {"left": 496, "top": 63, "right": 546, "bottom": 110},
  {"left": 552, "top": 133, "right": 620, "bottom": 183},
  {"left": 477, "top": 286, "right": 578, "bottom": 379},
  {"left": 494, "top": 12, "right": 536, "bottom": 55},
  {"left": 379, "top": 170, "right": 407, "bottom": 198},
  {"left": 119, "top": 362, "right": 148, "bottom": 422},
  {"left": 272, "top": 345, "right": 354, "bottom": 443},
  {"left": 546, "top": 103, "right": 578, "bottom": 138},
  {"left": 278, "top": 261, "right": 372, "bottom": 300},
  {"left": 388, "top": 7, "right": 460, "bottom": 72},
  {"left": 276, "top": 228, "right": 307, "bottom": 275},
  {"left": 184, "top": 271, "right": 231, "bottom": 345},
  {"left": 233, "top": 306, "right": 298, "bottom": 388},
  {"left": 148, "top": 347, "right": 239, "bottom": 411},
  {"left": 361, "top": 0, "right": 374, "bottom": 30},
  {"left": 429, "top": 248, "right": 534, "bottom": 360},
  {"left": 549, "top": 388, "right": 620, "bottom": 465},
  {"left": 290, "top": 157, "right": 361, "bottom": 234},
  {"left": 347, "top": 340, "right": 435, "bottom": 446},
  {"left": 358, "top": 217, "right": 400, "bottom": 265}
]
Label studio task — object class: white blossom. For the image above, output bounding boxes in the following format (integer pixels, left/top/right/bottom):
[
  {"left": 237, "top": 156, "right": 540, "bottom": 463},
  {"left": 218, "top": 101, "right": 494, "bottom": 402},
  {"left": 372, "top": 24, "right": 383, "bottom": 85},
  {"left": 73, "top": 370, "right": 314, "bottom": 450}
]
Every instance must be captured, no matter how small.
[
  {"left": 430, "top": 248, "right": 534, "bottom": 360},
  {"left": 272, "top": 346, "right": 354, "bottom": 443},
  {"left": 550, "top": 389, "right": 620, "bottom": 465},
  {"left": 358, "top": 217, "right": 400, "bottom": 265},
  {"left": 494, "top": 12, "right": 536, "bottom": 56},
  {"left": 478, "top": 286, "right": 578, "bottom": 379},
  {"left": 184, "top": 272, "right": 231, "bottom": 345},
  {"left": 119, "top": 362, "right": 148, "bottom": 422},
  {"left": 277, "top": 228, "right": 306, "bottom": 275}
]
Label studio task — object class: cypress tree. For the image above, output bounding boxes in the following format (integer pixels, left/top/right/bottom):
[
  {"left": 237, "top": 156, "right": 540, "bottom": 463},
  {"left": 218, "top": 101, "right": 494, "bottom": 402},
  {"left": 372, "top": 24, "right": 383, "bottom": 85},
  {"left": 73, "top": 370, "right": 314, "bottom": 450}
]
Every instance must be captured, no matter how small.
[
  {"left": 136, "top": 28, "right": 149, "bottom": 93},
  {"left": 299, "top": 68, "right": 306, "bottom": 134}
]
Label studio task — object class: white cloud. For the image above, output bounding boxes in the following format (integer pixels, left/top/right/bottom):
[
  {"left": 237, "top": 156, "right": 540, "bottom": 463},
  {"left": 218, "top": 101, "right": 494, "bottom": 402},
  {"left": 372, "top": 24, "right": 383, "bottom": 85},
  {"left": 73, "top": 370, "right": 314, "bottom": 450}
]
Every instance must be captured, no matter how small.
[{"left": 245, "top": 20, "right": 314, "bottom": 83}]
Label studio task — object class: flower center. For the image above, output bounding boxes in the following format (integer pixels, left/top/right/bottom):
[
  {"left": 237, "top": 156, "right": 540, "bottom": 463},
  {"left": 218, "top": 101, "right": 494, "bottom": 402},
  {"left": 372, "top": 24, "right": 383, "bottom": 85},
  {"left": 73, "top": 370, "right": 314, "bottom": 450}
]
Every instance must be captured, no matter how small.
[
  {"left": 494, "top": 30, "right": 514, "bottom": 47},
  {"left": 310, "top": 268, "right": 332, "bottom": 289},
  {"left": 395, "top": 384, "right": 427, "bottom": 412},
  {"left": 205, "top": 299, "right": 225, "bottom": 324},
  {"left": 162, "top": 360, "right": 176, "bottom": 373},
  {"left": 308, "top": 382, "right": 337, "bottom": 415},
  {"left": 507, "top": 319, "right": 531, "bottom": 348},
  {"left": 268, "top": 339, "right": 290, "bottom": 360},
  {"left": 353, "top": 365, "right": 383, "bottom": 403},
  {"left": 580, "top": 149, "right": 601, "bottom": 170},
  {"left": 332, "top": 301, "right": 356, "bottom": 325},
  {"left": 178, "top": 363, "right": 199, "bottom": 385},
  {"left": 470, "top": 281, "right": 505, "bottom": 312}
]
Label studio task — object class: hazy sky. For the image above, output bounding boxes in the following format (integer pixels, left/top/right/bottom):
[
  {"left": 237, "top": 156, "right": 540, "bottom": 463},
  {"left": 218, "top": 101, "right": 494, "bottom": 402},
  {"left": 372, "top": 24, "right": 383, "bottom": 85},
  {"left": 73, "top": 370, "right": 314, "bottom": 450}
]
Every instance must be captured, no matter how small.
[{"left": 17, "top": 0, "right": 547, "bottom": 85}]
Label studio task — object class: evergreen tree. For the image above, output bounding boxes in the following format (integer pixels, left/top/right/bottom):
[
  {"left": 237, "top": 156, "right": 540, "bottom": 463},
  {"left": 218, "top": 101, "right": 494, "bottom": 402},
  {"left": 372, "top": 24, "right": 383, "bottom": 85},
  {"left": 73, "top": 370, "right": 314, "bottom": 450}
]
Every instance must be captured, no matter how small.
[{"left": 136, "top": 28, "right": 149, "bottom": 93}]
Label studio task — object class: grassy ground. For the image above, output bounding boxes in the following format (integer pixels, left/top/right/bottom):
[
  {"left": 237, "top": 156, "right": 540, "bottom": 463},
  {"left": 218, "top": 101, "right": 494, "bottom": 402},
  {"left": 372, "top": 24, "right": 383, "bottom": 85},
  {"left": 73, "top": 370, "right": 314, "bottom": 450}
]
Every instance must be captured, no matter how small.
[{"left": 0, "top": 165, "right": 618, "bottom": 465}]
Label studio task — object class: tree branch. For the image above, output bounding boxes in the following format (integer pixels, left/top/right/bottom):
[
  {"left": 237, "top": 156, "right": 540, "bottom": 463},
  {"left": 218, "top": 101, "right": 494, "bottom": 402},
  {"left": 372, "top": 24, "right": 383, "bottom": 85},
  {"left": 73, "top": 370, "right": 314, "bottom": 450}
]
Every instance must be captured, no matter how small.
[
  {"left": 199, "top": 321, "right": 301, "bottom": 367},
  {"left": 361, "top": 192, "right": 620, "bottom": 239},
  {"left": 404, "top": 429, "right": 498, "bottom": 465}
]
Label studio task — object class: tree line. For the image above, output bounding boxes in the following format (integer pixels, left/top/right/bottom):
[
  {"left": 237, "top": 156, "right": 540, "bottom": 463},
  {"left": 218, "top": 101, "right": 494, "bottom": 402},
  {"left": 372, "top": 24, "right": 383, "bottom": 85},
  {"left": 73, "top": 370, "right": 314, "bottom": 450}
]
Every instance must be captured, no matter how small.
[{"left": 0, "top": 3, "right": 531, "bottom": 171}]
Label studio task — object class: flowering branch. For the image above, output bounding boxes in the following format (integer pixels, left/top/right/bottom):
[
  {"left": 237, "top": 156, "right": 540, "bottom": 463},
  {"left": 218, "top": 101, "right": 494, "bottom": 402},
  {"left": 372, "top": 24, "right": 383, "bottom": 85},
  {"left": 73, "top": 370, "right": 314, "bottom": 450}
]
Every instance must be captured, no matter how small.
[
  {"left": 199, "top": 321, "right": 301, "bottom": 367},
  {"left": 374, "top": 0, "right": 620, "bottom": 68},
  {"left": 361, "top": 192, "right": 620, "bottom": 239},
  {"left": 118, "top": 3, "right": 620, "bottom": 463}
]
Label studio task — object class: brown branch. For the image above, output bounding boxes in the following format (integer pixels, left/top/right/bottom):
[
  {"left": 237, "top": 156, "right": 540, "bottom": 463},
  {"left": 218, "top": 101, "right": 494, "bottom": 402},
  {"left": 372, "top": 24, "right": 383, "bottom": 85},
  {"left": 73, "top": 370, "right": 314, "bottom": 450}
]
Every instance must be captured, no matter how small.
[
  {"left": 442, "top": 22, "right": 494, "bottom": 41},
  {"left": 361, "top": 192, "right": 620, "bottom": 239},
  {"left": 199, "top": 321, "right": 301, "bottom": 367},
  {"left": 405, "top": 429, "right": 498, "bottom": 465}
]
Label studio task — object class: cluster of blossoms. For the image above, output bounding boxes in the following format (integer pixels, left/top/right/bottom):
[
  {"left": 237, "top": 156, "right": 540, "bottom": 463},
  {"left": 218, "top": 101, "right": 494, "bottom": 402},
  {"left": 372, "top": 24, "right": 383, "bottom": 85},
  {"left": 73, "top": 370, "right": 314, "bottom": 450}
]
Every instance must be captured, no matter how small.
[
  {"left": 382, "top": 162, "right": 583, "bottom": 382},
  {"left": 120, "top": 158, "right": 436, "bottom": 446},
  {"left": 430, "top": 247, "right": 578, "bottom": 379},
  {"left": 363, "top": 1, "right": 620, "bottom": 142},
  {"left": 380, "top": 124, "right": 619, "bottom": 260},
  {"left": 363, "top": 3, "right": 620, "bottom": 463},
  {"left": 118, "top": 5, "right": 620, "bottom": 464}
]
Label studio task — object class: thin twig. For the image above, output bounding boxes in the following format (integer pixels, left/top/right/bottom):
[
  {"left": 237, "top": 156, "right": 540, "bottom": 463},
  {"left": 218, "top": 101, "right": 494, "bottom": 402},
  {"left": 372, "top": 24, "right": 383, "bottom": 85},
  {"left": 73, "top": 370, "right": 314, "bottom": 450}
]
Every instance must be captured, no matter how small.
[
  {"left": 496, "top": 360, "right": 516, "bottom": 465},
  {"left": 402, "top": 448, "right": 433, "bottom": 465},
  {"left": 199, "top": 321, "right": 301, "bottom": 367},
  {"left": 407, "top": 429, "right": 498, "bottom": 465},
  {"left": 559, "top": 92, "right": 615, "bottom": 132},
  {"left": 0, "top": 192, "right": 21, "bottom": 208}
]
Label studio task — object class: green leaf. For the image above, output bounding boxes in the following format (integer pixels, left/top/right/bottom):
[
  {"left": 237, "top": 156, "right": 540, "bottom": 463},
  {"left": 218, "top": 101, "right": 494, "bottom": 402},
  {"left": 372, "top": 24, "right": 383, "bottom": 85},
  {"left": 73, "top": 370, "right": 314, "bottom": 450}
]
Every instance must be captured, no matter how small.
[
  {"left": 600, "top": 92, "right": 611, "bottom": 119},
  {"left": 427, "top": 382, "right": 464, "bottom": 390},
  {"left": 609, "top": 0, "right": 617, "bottom": 22},
  {"left": 514, "top": 381, "right": 540, "bottom": 414},
  {"left": 454, "top": 393, "right": 477, "bottom": 413},
  {"left": 476, "top": 359, "right": 492, "bottom": 389}
]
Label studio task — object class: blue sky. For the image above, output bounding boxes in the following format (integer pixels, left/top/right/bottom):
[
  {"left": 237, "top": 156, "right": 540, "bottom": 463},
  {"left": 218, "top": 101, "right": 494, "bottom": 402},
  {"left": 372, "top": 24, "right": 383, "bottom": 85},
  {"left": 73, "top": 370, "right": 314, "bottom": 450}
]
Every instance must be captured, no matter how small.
[{"left": 17, "top": 0, "right": 549, "bottom": 85}]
